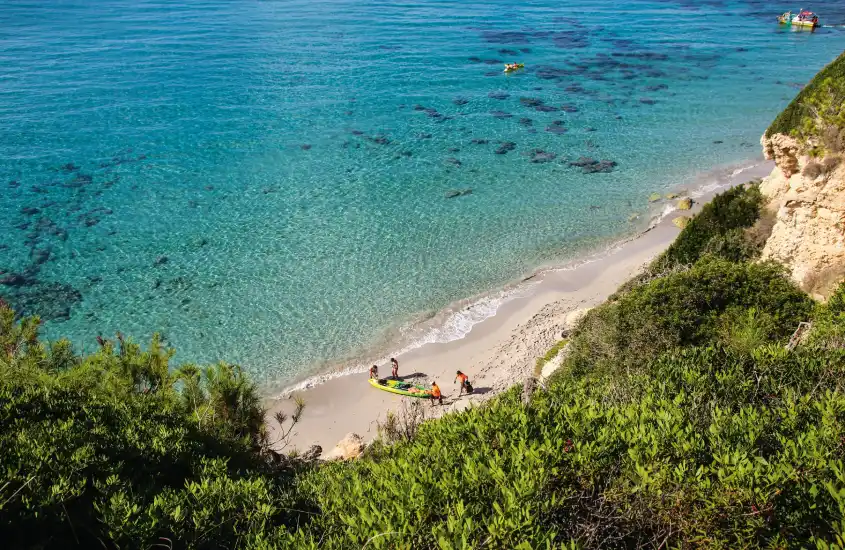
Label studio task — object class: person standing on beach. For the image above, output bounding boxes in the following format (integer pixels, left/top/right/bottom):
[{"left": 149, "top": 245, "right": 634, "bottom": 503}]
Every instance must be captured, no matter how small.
[
  {"left": 369, "top": 364, "right": 379, "bottom": 379},
  {"left": 455, "top": 370, "right": 471, "bottom": 396},
  {"left": 430, "top": 381, "right": 442, "bottom": 406},
  {"left": 390, "top": 357, "right": 399, "bottom": 379}
]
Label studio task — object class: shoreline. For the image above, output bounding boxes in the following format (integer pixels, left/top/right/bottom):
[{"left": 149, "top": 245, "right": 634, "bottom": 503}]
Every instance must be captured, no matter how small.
[{"left": 269, "top": 159, "right": 775, "bottom": 454}]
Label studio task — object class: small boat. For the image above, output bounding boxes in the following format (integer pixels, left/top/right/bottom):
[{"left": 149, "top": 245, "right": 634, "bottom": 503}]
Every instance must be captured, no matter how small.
[
  {"left": 504, "top": 63, "right": 524, "bottom": 74},
  {"left": 778, "top": 9, "right": 819, "bottom": 29},
  {"left": 369, "top": 377, "right": 432, "bottom": 398}
]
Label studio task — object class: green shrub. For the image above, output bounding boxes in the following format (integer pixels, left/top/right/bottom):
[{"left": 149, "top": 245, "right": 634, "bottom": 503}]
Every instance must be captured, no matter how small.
[
  {"left": 718, "top": 307, "right": 776, "bottom": 355},
  {"left": 0, "top": 301, "right": 310, "bottom": 549},
  {"left": 767, "top": 51, "right": 845, "bottom": 138},
  {"left": 565, "top": 258, "right": 813, "bottom": 376},
  {"left": 653, "top": 184, "right": 764, "bottom": 271},
  {"left": 295, "top": 345, "right": 845, "bottom": 548}
]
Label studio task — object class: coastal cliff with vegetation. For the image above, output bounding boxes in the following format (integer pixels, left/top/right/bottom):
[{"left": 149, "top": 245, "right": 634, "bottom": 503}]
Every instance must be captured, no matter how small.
[
  {"left": 4, "top": 57, "right": 845, "bottom": 550},
  {"left": 761, "top": 51, "right": 845, "bottom": 298}
]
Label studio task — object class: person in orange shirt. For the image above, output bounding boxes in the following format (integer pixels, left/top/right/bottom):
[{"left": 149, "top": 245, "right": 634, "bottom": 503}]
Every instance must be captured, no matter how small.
[
  {"left": 430, "top": 381, "right": 442, "bottom": 405},
  {"left": 455, "top": 370, "right": 471, "bottom": 396}
]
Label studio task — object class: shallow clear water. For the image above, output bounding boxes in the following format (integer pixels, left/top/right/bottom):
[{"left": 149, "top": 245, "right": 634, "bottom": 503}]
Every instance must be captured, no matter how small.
[{"left": 2, "top": 0, "right": 844, "bottom": 387}]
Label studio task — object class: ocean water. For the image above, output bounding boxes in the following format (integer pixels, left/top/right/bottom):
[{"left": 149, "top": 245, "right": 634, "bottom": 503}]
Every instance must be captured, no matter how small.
[{"left": 2, "top": 0, "right": 845, "bottom": 389}]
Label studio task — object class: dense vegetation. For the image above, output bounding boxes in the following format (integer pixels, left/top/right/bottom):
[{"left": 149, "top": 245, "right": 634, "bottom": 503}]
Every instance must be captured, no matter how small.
[
  {"left": 766, "top": 51, "right": 845, "bottom": 152},
  {"left": 5, "top": 180, "right": 845, "bottom": 548},
  {"left": 0, "top": 311, "right": 308, "bottom": 548}
]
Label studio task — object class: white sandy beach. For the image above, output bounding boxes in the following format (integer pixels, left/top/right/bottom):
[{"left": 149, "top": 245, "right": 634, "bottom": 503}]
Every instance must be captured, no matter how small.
[{"left": 269, "top": 161, "right": 775, "bottom": 455}]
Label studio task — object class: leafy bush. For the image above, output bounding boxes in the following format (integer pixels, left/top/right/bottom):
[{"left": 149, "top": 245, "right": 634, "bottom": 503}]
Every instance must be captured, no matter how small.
[
  {"left": 653, "top": 183, "right": 764, "bottom": 271},
  {"left": 0, "top": 301, "right": 310, "bottom": 549},
  {"left": 565, "top": 258, "right": 812, "bottom": 376},
  {"left": 767, "top": 51, "right": 845, "bottom": 139}
]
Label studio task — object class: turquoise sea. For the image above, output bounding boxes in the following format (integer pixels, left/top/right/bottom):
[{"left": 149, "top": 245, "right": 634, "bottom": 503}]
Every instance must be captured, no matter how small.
[{"left": 2, "top": 0, "right": 845, "bottom": 389}]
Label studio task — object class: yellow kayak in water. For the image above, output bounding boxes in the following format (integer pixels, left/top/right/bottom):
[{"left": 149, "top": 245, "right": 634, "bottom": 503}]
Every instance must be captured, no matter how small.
[
  {"left": 504, "top": 63, "right": 524, "bottom": 73},
  {"left": 369, "top": 378, "right": 432, "bottom": 398}
]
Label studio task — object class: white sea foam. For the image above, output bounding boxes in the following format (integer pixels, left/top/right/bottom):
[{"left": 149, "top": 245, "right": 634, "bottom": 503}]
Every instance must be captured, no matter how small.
[{"left": 274, "top": 283, "right": 535, "bottom": 396}]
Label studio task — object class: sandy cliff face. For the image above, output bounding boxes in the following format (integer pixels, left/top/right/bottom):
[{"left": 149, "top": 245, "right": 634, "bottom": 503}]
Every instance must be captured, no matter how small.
[{"left": 759, "top": 133, "right": 845, "bottom": 297}]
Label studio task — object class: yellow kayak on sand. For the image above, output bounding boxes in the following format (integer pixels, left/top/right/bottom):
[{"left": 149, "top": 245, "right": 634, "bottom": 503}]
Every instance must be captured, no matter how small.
[{"left": 369, "top": 378, "right": 432, "bottom": 398}]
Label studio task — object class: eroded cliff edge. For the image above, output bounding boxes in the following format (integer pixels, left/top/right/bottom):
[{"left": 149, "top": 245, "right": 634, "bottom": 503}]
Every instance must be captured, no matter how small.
[
  {"left": 758, "top": 51, "right": 845, "bottom": 299},
  {"left": 760, "top": 133, "right": 845, "bottom": 297}
]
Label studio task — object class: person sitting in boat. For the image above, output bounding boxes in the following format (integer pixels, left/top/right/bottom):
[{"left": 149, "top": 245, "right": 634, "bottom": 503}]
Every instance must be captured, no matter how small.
[
  {"left": 430, "top": 381, "right": 443, "bottom": 406},
  {"left": 369, "top": 364, "right": 379, "bottom": 379}
]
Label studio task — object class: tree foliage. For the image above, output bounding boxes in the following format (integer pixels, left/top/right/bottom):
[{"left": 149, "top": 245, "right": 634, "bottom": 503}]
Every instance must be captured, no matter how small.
[{"left": 0, "top": 301, "right": 308, "bottom": 549}]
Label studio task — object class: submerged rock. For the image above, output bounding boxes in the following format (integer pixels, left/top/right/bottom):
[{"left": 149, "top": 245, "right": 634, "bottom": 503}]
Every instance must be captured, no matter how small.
[
  {"left": 569, "top": 157, "right": 597, "bottom": 168},
  {"left": 30, "top": 248, "right": 51, "bottom": 266},
  {"left": 490, "top": 110, "right": 513, "bottom": 119},
  {"left": 471, "top": 138, "right": 489, "bottom": 144},
  {"left": 528, "top": 149, "right": 557, "bottom": 163},
  {"left": 5, "top": 281, "right": 82, "bottom": 322},
  {"left": 0, "top": 271, "right": 35, "bottom": 287},
  {"left": 569, "top": 157, "right": 615, "bottom": 173},
  {"left": 546, "top": 121, "right": 567, "bottom": 135},
  {"left": 367, "top": 135, "right": 391, "bottom": 145},
  {"left": 519, "top": 97, "right": 544, "bottom": 107},
  {"left": 582, "top": 160, "right": 616, "bottom": 173},
  {"left": 453, "top": 97, "right": 469, "bottom": 106},
  {"left": 519, "top": 117, "right": 533, "bottom": 126},
  {"left": 495, "top": 141, "right": 516, "bottom": 154},
  {"left": 561, "top": 104, "right": 579, "bottom": 113},
  {"left": 648, "top": 192, "right": 662, "bottom": 202},
  {"left": 445, "top": 157, "right": 462, "bottom": 167},
  {"left": 535, "top": 105, "right": 559, "bottom": 113},
  {"left": 445, "top": 188, "right": 473, "bottom": 198},
  {"left": 488, "top": 91, "right": 510, "bottom": 100}
]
